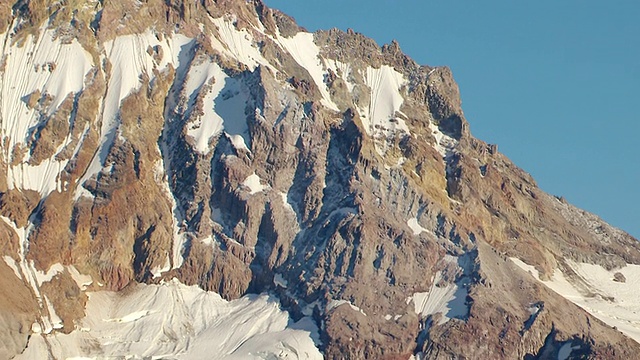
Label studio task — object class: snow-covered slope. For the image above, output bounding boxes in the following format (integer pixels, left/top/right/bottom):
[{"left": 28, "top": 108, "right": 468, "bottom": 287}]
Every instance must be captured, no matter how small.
[
  {"left": 0, "top": 25, "right": 93, "bottom": 196},
  {"left": 511, "top": 258, "right": 640, "bottom": 343},
  {"left": 17, "top": 279, "right": 322, "bottom": 359}
]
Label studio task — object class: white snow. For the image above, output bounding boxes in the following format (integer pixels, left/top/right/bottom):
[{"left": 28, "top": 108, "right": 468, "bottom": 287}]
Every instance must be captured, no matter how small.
[
  {"left": 410, "top": 272, "right": 466, "bottom": 324},
  {"left": 43, "top": 295, "right": 64, "bottom": 333},
  {"left": 227, "top": 134, "right": 247, "bottom": 151},
  {"left": 410, "top": 255, "right": 470, "bottom": 324},
  {"left": 511, "top": 258, "right": 640, "bottom": 343},
  {"left": 151, "top": 256, "right": 171, "bottom": 279},
  {"left": 32, "top": 262, "right": 64, "bottom": 285},
  {"left": 2, "top": 255, "right": 21, "bottom": 279},
  {"left": 276, "top": 32, "right": 339, "bottom": 111},
  {"left": 200, "top": 235, "right": 215, "bottom": 246},
  {"left": 80, "top": 32, "right": 154, "bottom": 188},
  {"left": 325, "top": 59, "right": 355, "bottom": 92},
  {"left": 273, "top": 273, "right": 288, "bottom": 288},
  {"left": 185, "top": 62, "right": 225, "bottom": 152},
  {"left": 528, "top": 303, "right": 542, "bottom": 316},
  {"left": 0, "top": 216, "right": 72, "bottom": 337},
  {"left": 215, "top": 78, "right": 251, "bottom": 152},
  {"left": 558, "top": 341, "right": 580, "bottom": 360},
  {"left": 280, "top": 192, "right": 296, "bottom": 215},
  {"left": 105, "top": 309, "right": 151, "bottom": 323},
  {"left": 7, "top": 155, "right": 69, "bottom": 196},
  {"left": 152, "top": 158, "right": 188, "bottom": 270},
  {"left": 407, "top": 217, "right": 427, "bottom": 236},
  {"left": 67, "top": 265, "right": 93, "bottom": 290},
  {"left": 363, "top": 66, "right": 408, "bottom": 134},
  {"left": 211, "top": 16, "right": 271, "bottom": 71},
  {"left": 428, "top": 120, "right": 458, "bottom": 158},
  {"left": 510, "top": 257, "right": 541, "bottom": 278},
  {"left": 0, "top": 25, "right": 94, "bottom": 196},
  {"left": 183, "top": 61, "right": 251, "bottom": 154},
  {"left": 210, "top": 16, "right": 350, "bottom": 114},
  {"left": 360, "top": 65, "right": 409, "bottom": 155},
  {"left": 327, "top": 299, "right": 367, "bottom": 316},
  {"left": 17, "top": 279, "right": 322, "bottom": 359},
  {"left": 242, "top": 172, "right": 267, "bottom": 195}
]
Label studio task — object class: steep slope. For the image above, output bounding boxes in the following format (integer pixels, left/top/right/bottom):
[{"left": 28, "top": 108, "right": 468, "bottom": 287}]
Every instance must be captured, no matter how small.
[{"left": 0, "top": 1, "right": 639, "bottom": 359}]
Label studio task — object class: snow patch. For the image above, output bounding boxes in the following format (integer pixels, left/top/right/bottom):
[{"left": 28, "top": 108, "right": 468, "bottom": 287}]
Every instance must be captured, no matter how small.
[
  {"left": 407, "top": 217, "right": 427, "bottom": 236},
  {"left": 361, "top": 65, "right": 409, "bottom": 155},
  {"left": 2, "top": 255, "right": 21, "bottom": 279},
  {"left": 242, "top": 172, "right": 267, "bottom": 195},
  {"left": 7, "top": 157, "right": 70, "bottom": 196},
  {"left": 558, "top": 341, "right": 580, "bottom": 360},
  {"left": 67, "top": 265, "right": 93, "bottom": 290},
  {"left": 510, "top": 257, "right": 541, "bottom": 278},
  {"left": 327, "top": 299, "right": 367, "bottom": 316},
  {"left": 184, "top": 62, "right": 251, "bottom": 154},
  {"left": 410, "top": 255, "right": 470, "bottom": 324},
  {"left": 511, "top": 258, "right": 640, "bottom": 343},
  {"left": 273, "top": 273, "right": 288, "bottom": 289},
  {"left": 43, "top": 295, "right": 64, "bottom": 333},
  {"left": 276, "top": 32, "right": 339, "bottom": 111},
  {"left": 105, "top": 310, "right": 151, "bottom": 323},
  {"left": 211, "top": 16, "right": 271, "bottom": 71},
  {"left": 184, "top": 61, "right": 223, "bottom": 153},
  {"left": 325, "top": 59, "right": 355, "bottom": 92},
  {"left": 151, "top": 256, "right": 171, "bottom": 279},
  {"left": 410, "top": 272, "right": 465, "bottom": 324},
  {"left": 280, "top": 192, "right": 296, "bottom": 215},
  {"left": 428, "top": 120, "right": 458, "bottom": 158},
  {"left": 0, "top": 216, "right": 28, "bottom": 257},
  {"left": 33, "top": 262, "right": 64, "bottom": 285},
  {"left": 152, "top": 158, "right": 188, "bottom": 270},
  {"left": 364, "top": 66, "right": 408, "bottom": 134}
]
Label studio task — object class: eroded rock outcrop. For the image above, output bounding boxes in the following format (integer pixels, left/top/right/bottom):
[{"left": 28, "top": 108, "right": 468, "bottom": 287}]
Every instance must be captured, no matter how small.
[{"left": 0, "top": 1, "right": 639, "bottom": 359}]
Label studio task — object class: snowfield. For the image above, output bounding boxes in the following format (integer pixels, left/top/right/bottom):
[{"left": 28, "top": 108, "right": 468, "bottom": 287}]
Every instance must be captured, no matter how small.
[{"left": 17, "top": 279, "right": 323, "bottom": 359}]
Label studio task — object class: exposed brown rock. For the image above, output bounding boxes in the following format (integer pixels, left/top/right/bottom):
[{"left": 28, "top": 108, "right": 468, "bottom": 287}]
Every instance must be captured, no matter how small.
[
  {"left": 1, "top": 1, "right": 639, "bottom": 359},
  {"left": 0, "top": 260, "right": 38, "bottom": 360},
  {"left": 0, "top": 220, "right": 20, "bottom": 259},
  {"left": 40, "top": 271, "right": 87, "bottom": 334},
  {"left": 28, "top": 191, "right": 73, "bottom": 270},
  {"left": 10, "top": 143, "right": 27, "bottom": 166},
  {"left": 613, "top": 272, "right": 626, "bottom": 283},
  {"left": 29, "top": 93, "right": 74, "bottom": 166},
  {"left": 0, "top": 189, "right": 40, "bottom": 228}
]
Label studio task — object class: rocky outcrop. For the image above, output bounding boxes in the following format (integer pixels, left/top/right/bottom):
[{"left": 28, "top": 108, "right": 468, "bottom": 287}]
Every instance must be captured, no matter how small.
[
  {"left": 0, "top": 261, "right": 38, "bottom": 360},
  {"left": 0, "top": 0, "right": 639, "bottom": 359}
]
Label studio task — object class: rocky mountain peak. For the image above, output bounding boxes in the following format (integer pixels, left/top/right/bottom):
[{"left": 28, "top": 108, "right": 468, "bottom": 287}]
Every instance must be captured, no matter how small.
[{"left": 0, "top": 1, "right": 639, "bottom": 359}]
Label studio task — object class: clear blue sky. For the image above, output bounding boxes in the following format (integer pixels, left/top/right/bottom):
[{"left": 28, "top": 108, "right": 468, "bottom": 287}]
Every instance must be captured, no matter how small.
[{"left": 264, "top": 0, "right": 640, "bottom": 239}]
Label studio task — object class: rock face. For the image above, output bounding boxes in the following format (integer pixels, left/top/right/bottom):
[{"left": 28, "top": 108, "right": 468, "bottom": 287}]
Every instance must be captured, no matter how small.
[{"left": 1, "top": 0, "right": 640, "bottom": 359}]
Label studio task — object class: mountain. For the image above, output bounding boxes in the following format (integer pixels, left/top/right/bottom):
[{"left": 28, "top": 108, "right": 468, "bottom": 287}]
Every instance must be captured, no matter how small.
[{"left": 1, "top": 1, "right": 639, "bottom": 359}]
